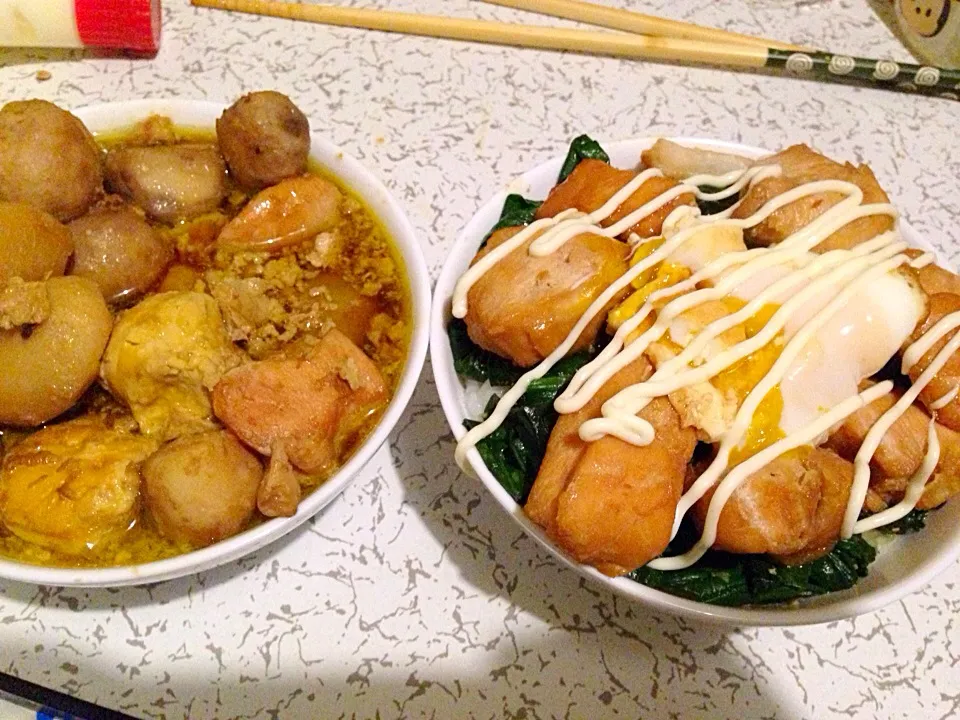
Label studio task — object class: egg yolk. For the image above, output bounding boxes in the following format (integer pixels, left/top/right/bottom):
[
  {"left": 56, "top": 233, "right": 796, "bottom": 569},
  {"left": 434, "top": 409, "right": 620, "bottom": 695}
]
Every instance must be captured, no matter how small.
[
  {"left": 608, "top": 261, "right": 691, "bottom": 333},
  {"left": 712, "top": 302, "right": 786, "bottom": 465}
]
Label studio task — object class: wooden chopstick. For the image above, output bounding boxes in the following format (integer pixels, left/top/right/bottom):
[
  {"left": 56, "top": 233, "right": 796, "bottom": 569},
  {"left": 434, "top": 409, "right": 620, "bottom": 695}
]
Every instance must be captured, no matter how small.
[
  {"left": 191, "top": 0, "right": 771, "bottom": 66},
  {"left": 191, "top": 0, "right": 960, "bottom": 102},
  {"left": 478, "top": 0, "right": 806, "bottom": 52}
]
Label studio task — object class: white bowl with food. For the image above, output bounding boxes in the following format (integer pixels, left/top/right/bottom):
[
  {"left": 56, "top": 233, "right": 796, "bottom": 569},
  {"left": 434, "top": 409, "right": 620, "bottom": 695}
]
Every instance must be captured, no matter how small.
[
  {"left": 0, "top": 96, "right": 429, "bottom": 587},
  {"left": 431, "top": 136, "right": 960, "bottom": 625}
]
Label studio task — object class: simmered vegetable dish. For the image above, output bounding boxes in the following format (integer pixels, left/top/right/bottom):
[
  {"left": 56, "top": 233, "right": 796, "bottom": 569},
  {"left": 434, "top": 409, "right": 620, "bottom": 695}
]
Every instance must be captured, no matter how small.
[{"left": 0, "top": 92, "right": 410, "bottom": 568}]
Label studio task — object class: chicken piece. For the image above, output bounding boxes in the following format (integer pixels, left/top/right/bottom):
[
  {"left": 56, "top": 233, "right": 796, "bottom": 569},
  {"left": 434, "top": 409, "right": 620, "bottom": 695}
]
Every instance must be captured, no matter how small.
[
  {"left": 825, "top": 390, "right": 960, "bottom": 510},
  {"left": 905, "top": 292, "right": 960, "bottom": 432},
  {"left": 641, "top": 139, "right": 751, "bottom": 180},
  {"left": 101, "top": 291, "right": 244, "bottom": 440},
  {"left": 694, "top": 447, "right": 854, "bottom": 560},
  {"left": 526, "top": 356, "right": 697, "bottom": 576},
  {"left": 773, "top": 450, "right": 856, "bottom": 565},
  {"left": 732, "top": 145, "right": 893, "bottom": 252},
  {"left": 216, "top": 175, "right": 341, "bottom": 252},
  {"left": 257, "top": 443, "right": 303, "bottom": 518},
  {"left": 212, "top": 329, "right": 388, "bottom": 475},
  {"left": 0, "top": 417, "right": 158, "bottom": 556},
  {"left": 904, "top": 249, "right": 960, "bottom": 297},
  {"left": 536, "top": 159, "right": 697, "bottom": 240},
  {"left": 142, "top": 429, "right": 262, "bottom": 547},
  {"left": 464, "top": 226, "right": 629, "bottom": 367}
]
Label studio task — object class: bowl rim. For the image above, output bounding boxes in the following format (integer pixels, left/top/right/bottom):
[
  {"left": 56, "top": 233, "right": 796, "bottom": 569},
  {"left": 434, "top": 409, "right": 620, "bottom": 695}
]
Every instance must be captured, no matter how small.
[
  {"left": 0, "top": 99, "right": 431, "bottom": 588},
  {"left": 430, "top": 136, "right": 960, "bottom": 626}
]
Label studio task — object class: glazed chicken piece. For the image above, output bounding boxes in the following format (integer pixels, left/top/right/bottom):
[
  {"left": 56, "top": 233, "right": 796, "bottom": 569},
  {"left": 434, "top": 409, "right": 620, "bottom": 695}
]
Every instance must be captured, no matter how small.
[
  {"left": 692, "top": 447, "right": 855, "bottom": 562},
  {"left": 905, "top": 249, "right": 960, "bottom": 298},
  {"left": 826, "top": 390, "right": 960, "bottom": 511},
  {"left": 463, "top": 225, "right": 629, "bottom": 367},
  {"left": 100, "top": 291, "right": 245, "bottom": 440},
  {"left": 0, "top": 417, "right": 158, "bottom": 556},
  {"left": 535, "top": 159, "right": 697, "bottom": 240},
  {"left": 904, "top": 292, "right": 960, "bottom": 432},
  {"left": 216, "top": 175, "right": 341, "bottom": 252},
  {"left": 212, "top": 329, "right": 388, "bottom": 477},
  {"left": 525, "top": 356, "right": 697, "bottom": 576},
  {"left": 732, "top": 144, "right": 893, "bottom": 252}
]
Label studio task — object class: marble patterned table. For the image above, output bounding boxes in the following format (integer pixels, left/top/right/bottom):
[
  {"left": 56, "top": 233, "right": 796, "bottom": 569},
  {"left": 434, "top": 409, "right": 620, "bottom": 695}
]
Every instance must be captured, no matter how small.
[{"left": 1, "top": 1, "right": 958, "bottom": 718}]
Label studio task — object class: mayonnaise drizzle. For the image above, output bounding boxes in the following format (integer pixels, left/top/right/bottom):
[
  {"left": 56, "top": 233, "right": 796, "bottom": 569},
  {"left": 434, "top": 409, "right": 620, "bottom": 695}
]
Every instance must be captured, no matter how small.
[
  {"left": 842, "top": 310, "right": 960, "bottom": 537},
  {"left": 454, "top": 148, "right": 950, "bottom": 570},
  {"left": 931, "top": 385, "right": 960, "bottom": 411},
  {"left": 650, "top": 382, "right": 894, "bottom": 570},
  {"left": 853, "top": 419, "right": 940, "bottom": 534}
]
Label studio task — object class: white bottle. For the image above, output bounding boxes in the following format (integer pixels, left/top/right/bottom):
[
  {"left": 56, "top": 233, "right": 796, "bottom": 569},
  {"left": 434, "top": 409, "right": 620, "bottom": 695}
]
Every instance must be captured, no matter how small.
[{"left": 0, "top": 0, "right": 161, "bottom": 52}]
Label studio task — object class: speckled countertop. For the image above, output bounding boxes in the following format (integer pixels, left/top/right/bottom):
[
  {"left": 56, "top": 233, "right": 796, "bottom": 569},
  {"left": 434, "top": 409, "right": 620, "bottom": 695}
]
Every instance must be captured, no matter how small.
[{"left": 1, "top": 1, "right": 959, "bottom": 718}]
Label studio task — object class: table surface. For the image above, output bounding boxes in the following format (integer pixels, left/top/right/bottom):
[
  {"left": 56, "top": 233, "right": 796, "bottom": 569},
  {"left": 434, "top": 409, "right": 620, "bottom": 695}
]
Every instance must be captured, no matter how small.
[{"left": 1, "top": 1, "right": 959, "bottom": 718}]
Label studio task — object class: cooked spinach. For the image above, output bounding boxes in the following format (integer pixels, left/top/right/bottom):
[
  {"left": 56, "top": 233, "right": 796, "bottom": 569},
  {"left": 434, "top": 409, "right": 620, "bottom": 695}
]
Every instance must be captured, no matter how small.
[
  {"left": 487, "top": 193, "right": 543, "bottom": 240},
  {"left": 881, "top": 508, "right": 928, "bottom": 535},
  {"left": 458, "top": 344, "right": 594, "bottom": 504},
  {"left": 465, "top": 400, "right": 554, "bottom": 504},
  {"left": 558, "top": 134, "right": 610, "bottom": 183},
  {"left": 630, "top": 535, "right": 877, "bottom": 607},
  {"left": 447, "top": 319, "right": 526, "bottom": 386},
  {"left": 697, "top": 184, "right": 741, "bottom": 216}
]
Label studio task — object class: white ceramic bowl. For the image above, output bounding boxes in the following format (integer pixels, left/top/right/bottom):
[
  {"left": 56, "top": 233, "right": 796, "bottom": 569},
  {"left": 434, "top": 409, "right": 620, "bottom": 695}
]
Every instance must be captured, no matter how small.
[
  {"left": 431, "top": 137, "right": 960, "bottom": 626},
  {"left": 0, "top": 100, "right": 430, "bottom": 587}
]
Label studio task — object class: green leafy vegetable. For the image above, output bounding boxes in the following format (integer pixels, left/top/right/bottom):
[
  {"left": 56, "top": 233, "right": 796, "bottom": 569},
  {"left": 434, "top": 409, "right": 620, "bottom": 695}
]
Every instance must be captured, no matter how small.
[
  {"left": 630, "top": 536, "right": 877, "bottom": 606},
  {"left": 458, "top": 345, "right": 595, "bottom": 504},
  {"left": 558, "top": 134, "right": 610, "bottom": 183},
  {"left": 447, "top": 319, "right": 525, "bottom": 386},
  {"left": 696, "top": 185, "right": 741, "bottom": 216},
  {"left": 486, "top": 194, "right": 543, "bottom": 240},
  {"left": 465, "top": 400, "right": 554, "bottom": 504},
  {"left": 880, "top": 508, "right": 928, "bottom": 535},
  {"left": 464, "top": 350, "right": 595, "bottom": 503},
  {"left": 631, "top": 563, "right": 750, "bottom": 607}
]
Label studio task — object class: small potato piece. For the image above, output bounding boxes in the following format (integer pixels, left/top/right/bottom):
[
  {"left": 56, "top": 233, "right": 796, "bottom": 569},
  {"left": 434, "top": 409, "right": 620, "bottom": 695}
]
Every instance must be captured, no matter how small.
[
  {"left": 0, "top": 277, "right": 111, "bottom": 426},
  {"left": 69, "top": 206, "right": 173, "bottom": 302},
  {"left": 101, "top": 291, "right": 244, "bottom": 440},
  {"left": 0, "top": 417, "right": 158, "bottom": 556},
  {"left": 217, "top": 91, "right": 310, "bottom": 190},
  {"left": 641, "top": 139, "right": 750, "bottom": 180},
  {"left": 143, "top": 430, "right": 262, "bottom": 547},
  {"left": 216, "top": 175, "right": 341, "bottom": 251},
  {"left": 0, "top": 202, "right": 74, "bottom": 282},
  {"left": 105, "top": 144, "right": 227, "bottom": 223},
  {"left": 0, "top": 100, "right": 103, "bottom": 221}
]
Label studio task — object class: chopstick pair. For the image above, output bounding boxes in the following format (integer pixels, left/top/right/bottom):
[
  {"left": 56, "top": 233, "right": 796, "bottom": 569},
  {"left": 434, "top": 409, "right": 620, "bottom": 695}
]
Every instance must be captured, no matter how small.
[{"left": 191, "top": 0, "right": 960, "bottom": 102}]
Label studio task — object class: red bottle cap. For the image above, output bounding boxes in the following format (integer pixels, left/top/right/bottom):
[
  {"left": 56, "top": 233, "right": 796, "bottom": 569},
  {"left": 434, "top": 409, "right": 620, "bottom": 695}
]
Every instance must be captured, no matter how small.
[{"left": 75, "top": 0, "right": 162, "bottom": 53}]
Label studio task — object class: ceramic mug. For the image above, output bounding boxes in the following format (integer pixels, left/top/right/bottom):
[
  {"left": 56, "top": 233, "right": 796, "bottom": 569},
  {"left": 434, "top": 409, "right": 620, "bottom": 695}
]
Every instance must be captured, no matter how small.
[{"left": 895, "top": 0, "right": 960, "bottom": 67}]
